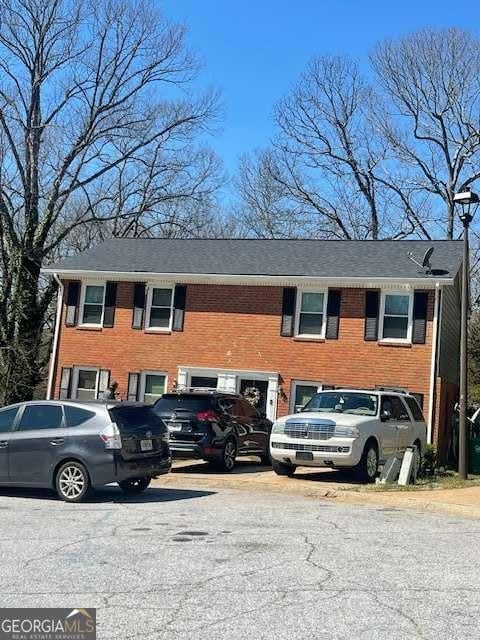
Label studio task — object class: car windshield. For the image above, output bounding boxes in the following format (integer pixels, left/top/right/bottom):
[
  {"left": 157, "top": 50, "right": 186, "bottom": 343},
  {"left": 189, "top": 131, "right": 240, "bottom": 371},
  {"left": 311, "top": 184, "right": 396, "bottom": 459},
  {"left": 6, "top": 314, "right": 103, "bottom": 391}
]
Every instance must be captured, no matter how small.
[{"left": 301, "top": 392, "right": 378, "bottom": 416}]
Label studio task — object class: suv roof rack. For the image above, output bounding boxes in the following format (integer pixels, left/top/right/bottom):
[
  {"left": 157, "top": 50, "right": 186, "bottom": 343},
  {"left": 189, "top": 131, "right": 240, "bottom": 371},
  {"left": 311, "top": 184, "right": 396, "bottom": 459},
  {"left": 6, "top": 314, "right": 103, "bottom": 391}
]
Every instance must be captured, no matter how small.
[
  {"left": 374, "top": 386, "right": 409, "bottom": 394},
  {"left": 174, "top": 386, "right": 241, "bottom": 396}
]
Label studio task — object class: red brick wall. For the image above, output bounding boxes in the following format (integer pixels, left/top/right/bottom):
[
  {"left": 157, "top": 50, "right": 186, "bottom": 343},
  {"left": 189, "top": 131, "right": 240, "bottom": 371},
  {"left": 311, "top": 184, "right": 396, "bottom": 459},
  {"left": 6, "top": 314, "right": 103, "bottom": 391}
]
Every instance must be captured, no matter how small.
[{"left": 54, "top": 281, "right": 436, "bottom": 421}]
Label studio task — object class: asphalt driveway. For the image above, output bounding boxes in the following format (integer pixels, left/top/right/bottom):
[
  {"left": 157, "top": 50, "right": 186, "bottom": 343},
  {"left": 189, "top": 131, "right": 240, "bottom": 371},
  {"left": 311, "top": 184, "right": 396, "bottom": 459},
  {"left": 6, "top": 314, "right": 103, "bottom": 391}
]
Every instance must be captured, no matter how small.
[{"left": 0, "top": 480, "right": 479, "bottom": 639}]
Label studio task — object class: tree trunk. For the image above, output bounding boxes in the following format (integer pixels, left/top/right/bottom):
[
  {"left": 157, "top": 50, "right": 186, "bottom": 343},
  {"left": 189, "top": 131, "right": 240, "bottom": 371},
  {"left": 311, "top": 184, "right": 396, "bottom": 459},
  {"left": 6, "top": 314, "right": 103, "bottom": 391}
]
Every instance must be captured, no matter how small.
[{"left": 0, "top": 248, "right": 53, "bottom": 405}]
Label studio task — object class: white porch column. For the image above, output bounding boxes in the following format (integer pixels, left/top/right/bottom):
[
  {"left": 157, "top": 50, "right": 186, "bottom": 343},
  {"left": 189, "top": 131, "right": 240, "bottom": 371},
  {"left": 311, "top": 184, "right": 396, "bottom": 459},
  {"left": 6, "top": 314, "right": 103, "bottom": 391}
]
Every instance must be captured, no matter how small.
[
  {"left": 177, "top": 367, "right": 188, "bottom": 389},
  {"left": 266, "top": 374, "right": 279, "bottom": 421}
]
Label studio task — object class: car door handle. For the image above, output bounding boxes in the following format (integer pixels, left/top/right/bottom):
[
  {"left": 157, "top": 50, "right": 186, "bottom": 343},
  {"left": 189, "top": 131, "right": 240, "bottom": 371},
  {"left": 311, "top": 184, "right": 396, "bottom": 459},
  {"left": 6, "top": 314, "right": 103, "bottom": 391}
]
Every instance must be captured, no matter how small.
[
  {"left": 50, "top": 438, "right": 64, "bottom": 446},
  {"left": 0, "top": 440, "right": 8, "bottom": 449}
]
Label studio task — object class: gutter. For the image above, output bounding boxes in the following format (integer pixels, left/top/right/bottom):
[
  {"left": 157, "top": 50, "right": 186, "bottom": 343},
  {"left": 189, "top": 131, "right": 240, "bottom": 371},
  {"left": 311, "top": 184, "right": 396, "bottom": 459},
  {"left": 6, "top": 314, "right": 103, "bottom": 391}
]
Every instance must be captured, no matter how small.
[
  {"left": 427, "top": 283, "right": 441, "bottom": 443},
  {"left": 46, "top": 273, "right": 64, "bottom": 400},
  {"left": 40, "top": 268, "right": 454, "bottom": 288}
]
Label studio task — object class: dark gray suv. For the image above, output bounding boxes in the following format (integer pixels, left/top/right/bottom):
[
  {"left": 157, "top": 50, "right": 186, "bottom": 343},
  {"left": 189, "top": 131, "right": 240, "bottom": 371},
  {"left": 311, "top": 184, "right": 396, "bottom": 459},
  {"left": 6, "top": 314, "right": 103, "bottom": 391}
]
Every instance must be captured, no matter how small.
[{"left": 0, "top": 401, "right": 171, "bottom": 502}]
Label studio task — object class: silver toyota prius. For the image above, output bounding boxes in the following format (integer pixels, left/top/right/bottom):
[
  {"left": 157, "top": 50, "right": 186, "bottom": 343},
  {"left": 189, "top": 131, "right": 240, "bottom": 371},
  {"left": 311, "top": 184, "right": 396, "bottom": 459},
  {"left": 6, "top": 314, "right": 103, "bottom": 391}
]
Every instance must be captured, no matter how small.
[{"left": 0, "top": 400, "right": 171, "bottom": 502}]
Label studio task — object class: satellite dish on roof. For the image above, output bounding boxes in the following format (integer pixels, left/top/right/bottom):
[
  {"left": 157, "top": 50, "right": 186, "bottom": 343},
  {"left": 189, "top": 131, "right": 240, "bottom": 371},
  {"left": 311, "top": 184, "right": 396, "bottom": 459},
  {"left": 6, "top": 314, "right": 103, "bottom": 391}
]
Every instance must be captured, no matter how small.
[
  {"left": 407, "top": 247, "right": 434, "bottom": 274},
  {"left": 422, "top": 246, "right": 434, "bottom": 269}
]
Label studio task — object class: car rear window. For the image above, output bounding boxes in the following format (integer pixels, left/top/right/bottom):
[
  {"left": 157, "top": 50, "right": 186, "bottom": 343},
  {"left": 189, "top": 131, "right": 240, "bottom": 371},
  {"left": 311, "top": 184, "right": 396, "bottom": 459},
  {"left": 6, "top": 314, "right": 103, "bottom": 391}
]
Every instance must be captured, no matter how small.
[
  {"left": 153, "top": 394, "right": 212, "bottom": 413},
  {"left": 109, "top": 406, "right": 165, "bottom": 430},
  {"left": 18, "top": 404, "right": 63, "bottom": 430},
  {"left": 65, "top": 405, "right": 96, "bottom": 427},
  {"left": 405, "top": 396, "right": 425, "bottom": 422}
]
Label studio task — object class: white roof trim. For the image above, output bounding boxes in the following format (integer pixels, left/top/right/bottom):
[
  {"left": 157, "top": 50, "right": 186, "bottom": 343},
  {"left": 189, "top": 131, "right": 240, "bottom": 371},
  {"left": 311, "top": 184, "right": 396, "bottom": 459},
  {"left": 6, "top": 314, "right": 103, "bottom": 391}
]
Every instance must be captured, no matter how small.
[{"left": 41, "top": 268, "right": 454, "bottom": 288}]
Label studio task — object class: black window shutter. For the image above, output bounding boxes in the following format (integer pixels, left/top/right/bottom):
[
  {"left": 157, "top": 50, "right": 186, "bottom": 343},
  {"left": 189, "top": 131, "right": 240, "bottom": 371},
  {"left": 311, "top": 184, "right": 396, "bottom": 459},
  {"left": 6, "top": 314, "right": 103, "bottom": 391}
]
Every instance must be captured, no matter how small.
[
  {"left": 325, "top": 290, "right": 341, "bottom": 339},
  {"left": 172, "top": 284, "right": 187, "bottom": 332},
  {"left": 280, "top": 287, "right": 297, "bottom": 336},
  {"left": 65, "top": 281, "right": 80, "bottom": 326},
  {"left": 103, "top": 282, "right": 117, "bottom": 328},
  {"left": 127, "top": 372, "right": 139, "bottom": 401},
  {"left": 364, "top": 290, "right": 380, "bottom": 341},
  {"left": 412, "top": 291, "right": 428, "bottom": 344},
  {"left": 59, "top": 367, "right": 72, "bottom": 399},
  {"left": 132, "top": 283, "right": 146, "bottom": 329}
]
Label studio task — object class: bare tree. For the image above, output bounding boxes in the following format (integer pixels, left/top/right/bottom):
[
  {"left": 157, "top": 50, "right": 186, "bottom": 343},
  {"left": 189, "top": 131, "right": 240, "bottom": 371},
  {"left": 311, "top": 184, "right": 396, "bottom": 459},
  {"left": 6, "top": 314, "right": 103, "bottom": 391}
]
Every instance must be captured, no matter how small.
[
  {"left": 0, "top": 0, "right": 220, "bottom": 404},
  {"left": 371, "top": 27, "right": 480, "bottom": 239},
  {"left": 237, "top": 56, "right": 432, "bottom": 240}
]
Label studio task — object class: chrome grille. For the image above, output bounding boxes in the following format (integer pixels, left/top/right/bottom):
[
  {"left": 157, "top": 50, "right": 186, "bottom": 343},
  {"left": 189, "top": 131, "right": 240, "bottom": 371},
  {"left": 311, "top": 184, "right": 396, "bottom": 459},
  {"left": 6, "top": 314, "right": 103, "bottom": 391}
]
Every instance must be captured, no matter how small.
[
  {"left": 284, "top": 419, "right": 335, "bottom": 440},
  {"left": 272, "top": 442, "right": 350, "bottom": 453}
]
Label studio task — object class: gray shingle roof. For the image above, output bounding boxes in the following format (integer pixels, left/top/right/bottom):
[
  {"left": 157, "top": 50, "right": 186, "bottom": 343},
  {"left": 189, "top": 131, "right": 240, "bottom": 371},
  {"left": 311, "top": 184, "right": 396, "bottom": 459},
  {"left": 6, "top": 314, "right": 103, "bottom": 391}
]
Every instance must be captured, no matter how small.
[{"left": 44, "top": 238, "right": 463, "bottom": 280}]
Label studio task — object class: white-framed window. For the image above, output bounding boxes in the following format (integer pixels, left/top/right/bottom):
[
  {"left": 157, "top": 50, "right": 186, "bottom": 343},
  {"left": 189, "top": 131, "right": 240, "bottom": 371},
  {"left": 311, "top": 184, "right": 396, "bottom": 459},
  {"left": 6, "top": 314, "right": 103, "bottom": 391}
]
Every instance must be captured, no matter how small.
[
  {"left": 80, "top": 283, "right": 105, "bottom": 327},
  {"left": 290, "top": 380, "right": 323, "bottom": 413},
  {"left": 72, "top": 366, "right": 99, "bottom": 400},
  {"left": 295, "top": 290, "right": 327, "bottom": 338},
  {"left": 145, "top": 286, "right": 174, "bottom": 331},
  {"left": 139, "top": 371, "right": 168, "bottom": 404},
  {"left": 379, "top": 291, "right": 413, "bottom": 343}
]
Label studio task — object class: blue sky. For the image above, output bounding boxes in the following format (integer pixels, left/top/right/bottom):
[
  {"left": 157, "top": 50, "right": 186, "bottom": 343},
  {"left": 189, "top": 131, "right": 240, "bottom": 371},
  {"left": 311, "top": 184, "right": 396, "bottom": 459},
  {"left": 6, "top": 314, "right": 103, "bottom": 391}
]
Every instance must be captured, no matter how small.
[{"left": 161, "top": 0, "right": 480, "bottom": 183}]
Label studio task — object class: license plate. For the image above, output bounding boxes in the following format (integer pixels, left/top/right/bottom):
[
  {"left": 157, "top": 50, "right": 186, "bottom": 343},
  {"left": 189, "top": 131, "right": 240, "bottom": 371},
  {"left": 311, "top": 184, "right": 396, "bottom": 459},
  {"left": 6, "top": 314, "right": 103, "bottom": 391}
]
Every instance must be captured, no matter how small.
[
  {"left": 296, "top": 451, "right": 313, "bottom": 461},
  {"left": 140, "top": 439, "right": 153, "bottom": 452}
]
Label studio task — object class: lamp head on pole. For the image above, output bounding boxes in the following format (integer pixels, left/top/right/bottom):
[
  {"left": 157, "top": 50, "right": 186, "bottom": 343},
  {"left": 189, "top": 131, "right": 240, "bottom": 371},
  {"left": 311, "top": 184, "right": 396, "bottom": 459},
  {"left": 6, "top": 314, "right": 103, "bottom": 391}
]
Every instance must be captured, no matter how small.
[{"left": 454, "top": 187, "right": 480, "bottom": 225}]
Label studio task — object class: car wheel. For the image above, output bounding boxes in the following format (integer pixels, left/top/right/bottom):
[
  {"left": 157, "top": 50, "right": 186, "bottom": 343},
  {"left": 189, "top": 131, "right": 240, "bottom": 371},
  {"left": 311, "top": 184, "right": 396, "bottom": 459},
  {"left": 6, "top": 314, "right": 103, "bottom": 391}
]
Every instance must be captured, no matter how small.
[
  {"left": 356, "top": 441, "right": 378, "bottom": 484},
  {"left": 216, "top": 438, "right": 237, "bottom": 472},
  {"left": 272, "top": 459, "right": 296, "bottom": 477},
  {"left": 55, "top": 461, "right": 90, "bottom": 503},
  {"left": 118, "top": 477, "right": 151, "bottom": 494}
]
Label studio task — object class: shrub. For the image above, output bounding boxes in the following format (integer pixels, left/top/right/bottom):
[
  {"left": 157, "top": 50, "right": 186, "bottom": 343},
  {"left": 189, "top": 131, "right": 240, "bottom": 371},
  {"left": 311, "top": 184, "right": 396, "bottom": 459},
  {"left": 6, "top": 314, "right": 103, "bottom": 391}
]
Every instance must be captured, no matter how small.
[{"left": 421, "top": 444, "right": 437, "bottom": 477}]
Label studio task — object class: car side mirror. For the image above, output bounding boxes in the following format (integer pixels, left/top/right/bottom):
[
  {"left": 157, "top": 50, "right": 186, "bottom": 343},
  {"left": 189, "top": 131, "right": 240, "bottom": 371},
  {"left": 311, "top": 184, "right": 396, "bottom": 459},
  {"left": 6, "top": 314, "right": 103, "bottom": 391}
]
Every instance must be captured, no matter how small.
[{"left": 380, "top": 410, "right": 391, "bottom": 422}]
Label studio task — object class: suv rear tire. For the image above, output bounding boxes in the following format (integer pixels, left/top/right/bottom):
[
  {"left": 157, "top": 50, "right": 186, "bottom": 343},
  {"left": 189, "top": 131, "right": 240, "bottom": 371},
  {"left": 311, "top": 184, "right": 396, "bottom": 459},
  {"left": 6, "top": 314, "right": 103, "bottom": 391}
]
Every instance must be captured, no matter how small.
[
  {"left": 215, "top": 438, "right": 237, "bottom": 472},
  {"left": 272, "top": 459, "right": 296, "bottom": 477},
  {"left": 118, "top": 477, "right": 151, "bottom": 494},
  {"left": 56, "top": 461, "right": 91, "bottom": 503},
  {"left": 355, "top": 441, "right": 378, "bottom": 483}
]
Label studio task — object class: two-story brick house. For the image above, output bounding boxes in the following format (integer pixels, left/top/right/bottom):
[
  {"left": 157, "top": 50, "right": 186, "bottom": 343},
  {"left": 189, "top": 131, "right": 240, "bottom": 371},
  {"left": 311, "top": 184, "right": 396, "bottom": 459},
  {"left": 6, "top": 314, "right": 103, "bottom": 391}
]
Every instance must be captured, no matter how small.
[{"left": 43, "top": 238, "right": 463, "bottom": 459}]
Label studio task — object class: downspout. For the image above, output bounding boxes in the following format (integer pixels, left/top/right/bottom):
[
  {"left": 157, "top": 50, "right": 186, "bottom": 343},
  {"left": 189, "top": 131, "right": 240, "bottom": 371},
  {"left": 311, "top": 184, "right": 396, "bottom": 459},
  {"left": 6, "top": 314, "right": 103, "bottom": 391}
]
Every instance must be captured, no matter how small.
[
  {"left": 427, "top": 283, "right": 441, "bottom": 443},
  {"left": 46, "top": 273, "right": 64, "bottom": 400}
]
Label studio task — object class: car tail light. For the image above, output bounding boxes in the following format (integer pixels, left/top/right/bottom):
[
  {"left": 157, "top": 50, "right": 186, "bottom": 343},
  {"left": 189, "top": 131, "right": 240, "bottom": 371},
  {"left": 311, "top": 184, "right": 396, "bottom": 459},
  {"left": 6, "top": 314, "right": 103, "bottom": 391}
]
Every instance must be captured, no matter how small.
[
  {"left": 100, "top": 422, "right": 122, "bottom": 450},
  {"left": 196, "top": 410, "right": 219, "bottom": 422}
]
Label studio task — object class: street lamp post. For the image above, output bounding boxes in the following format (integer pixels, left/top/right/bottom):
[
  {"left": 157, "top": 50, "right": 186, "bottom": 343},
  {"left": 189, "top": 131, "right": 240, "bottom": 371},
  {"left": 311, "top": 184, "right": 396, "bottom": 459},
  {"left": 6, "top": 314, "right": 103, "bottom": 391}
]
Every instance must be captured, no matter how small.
[{"left": 453, "top": 187, "right": 479, "bottom": 480}]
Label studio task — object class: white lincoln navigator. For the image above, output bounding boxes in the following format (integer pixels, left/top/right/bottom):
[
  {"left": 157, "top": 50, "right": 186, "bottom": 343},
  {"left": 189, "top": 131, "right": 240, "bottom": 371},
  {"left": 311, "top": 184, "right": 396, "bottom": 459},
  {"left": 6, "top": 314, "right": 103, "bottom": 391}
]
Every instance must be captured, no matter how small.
[{"left": 270, "top": 389, "right": 427, "bottom": 482}]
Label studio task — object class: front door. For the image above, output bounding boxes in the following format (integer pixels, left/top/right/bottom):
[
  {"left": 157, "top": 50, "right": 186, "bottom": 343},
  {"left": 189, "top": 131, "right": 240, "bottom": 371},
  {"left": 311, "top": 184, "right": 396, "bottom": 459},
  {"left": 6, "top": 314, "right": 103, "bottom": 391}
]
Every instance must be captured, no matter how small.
[
  {"left": 0, "top": 406, "right": 20, "bottom": 482},
  {"left": 8, "top": 404, "right": 65, "bottom": 485},
  {"left": 239, "top": 379, "right": 268, "bottom": 417}
]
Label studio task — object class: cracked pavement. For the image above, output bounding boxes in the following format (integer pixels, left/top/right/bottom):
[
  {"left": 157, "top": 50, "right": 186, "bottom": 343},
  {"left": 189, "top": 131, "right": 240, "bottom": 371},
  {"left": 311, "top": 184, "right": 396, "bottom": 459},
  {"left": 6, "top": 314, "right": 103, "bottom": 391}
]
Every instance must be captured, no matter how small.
[{"left": 0, "top": 482, "right": 479, "bottom": 639}]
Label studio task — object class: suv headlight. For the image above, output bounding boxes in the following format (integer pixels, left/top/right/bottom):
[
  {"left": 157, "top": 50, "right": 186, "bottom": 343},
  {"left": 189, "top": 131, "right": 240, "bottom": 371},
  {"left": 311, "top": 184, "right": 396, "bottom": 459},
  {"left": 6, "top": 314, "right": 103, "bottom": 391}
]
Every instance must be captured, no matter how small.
[
  {"left": 272, "top": 421, "right": 285, "bottom": 434},
  {"left": 335, "top": 425, "right": 360, "bottom": 438}
]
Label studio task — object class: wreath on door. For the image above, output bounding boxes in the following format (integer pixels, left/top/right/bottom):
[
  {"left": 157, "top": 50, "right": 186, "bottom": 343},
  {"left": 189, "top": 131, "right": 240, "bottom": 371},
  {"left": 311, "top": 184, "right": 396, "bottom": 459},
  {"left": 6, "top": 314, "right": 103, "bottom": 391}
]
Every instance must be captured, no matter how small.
[{"left": 243, "top": 386, "right": 261, "bottom": 407}]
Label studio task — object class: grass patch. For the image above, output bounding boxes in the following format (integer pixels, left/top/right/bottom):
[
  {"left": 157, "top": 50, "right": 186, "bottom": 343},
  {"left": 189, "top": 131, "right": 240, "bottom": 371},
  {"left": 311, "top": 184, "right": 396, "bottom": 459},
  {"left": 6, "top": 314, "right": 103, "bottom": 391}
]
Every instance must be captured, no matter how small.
[{"left": 345, "top": 471, "right": 480, "bottom": 492}]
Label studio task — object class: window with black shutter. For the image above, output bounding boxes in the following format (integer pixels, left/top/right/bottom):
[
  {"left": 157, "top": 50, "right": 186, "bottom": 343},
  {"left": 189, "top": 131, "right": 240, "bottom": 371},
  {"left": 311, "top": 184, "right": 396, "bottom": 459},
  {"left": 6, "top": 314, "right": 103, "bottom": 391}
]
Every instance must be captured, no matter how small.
[
  {"left": 280, "top": 287, "right": 296, "bottom": 337},
  {"left": 325, "top": 290, "right": 341, "bottom": 339},
  {"left": 103, "top": 282, "right": 117, "bottom": 328},
  {"left": 364, "top": 290, "right": 380, "bottom": 341}
]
